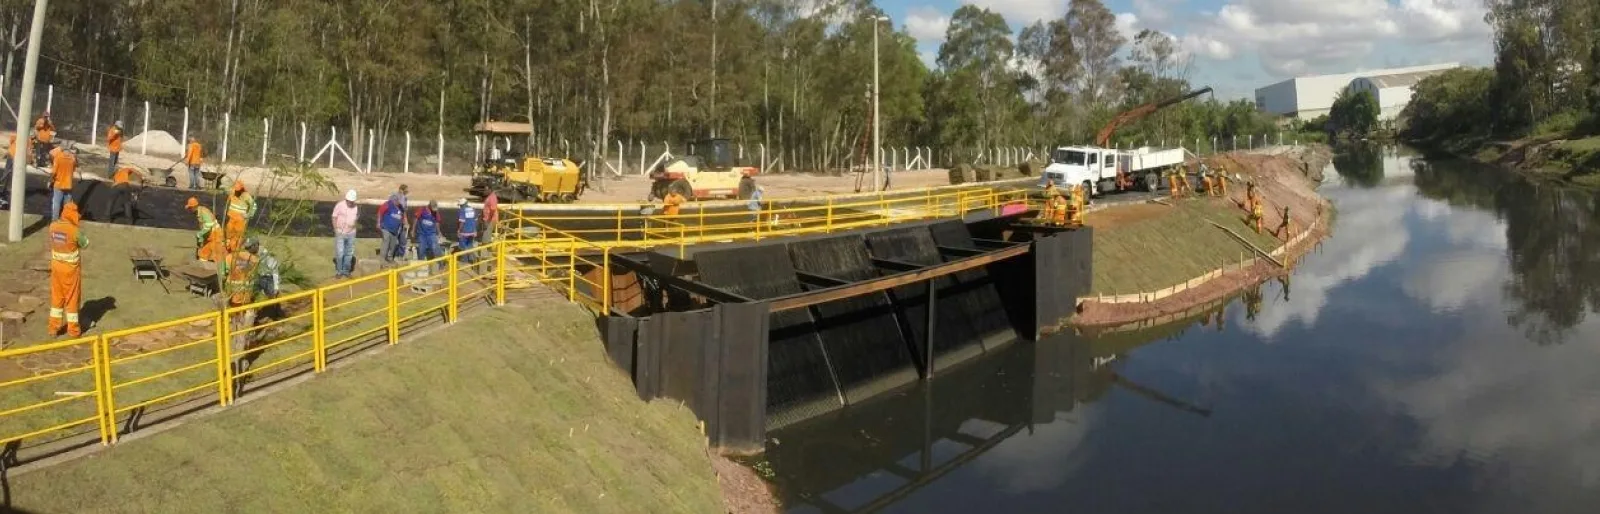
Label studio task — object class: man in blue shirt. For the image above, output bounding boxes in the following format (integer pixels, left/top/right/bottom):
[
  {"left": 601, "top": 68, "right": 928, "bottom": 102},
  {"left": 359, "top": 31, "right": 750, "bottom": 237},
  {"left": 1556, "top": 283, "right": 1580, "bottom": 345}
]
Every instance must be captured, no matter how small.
[
  {"left": 376, "top": 185, "right": 409, "bottom": 264},
  {"left": 747, "top": 185, "right": 764, "bottom": 224},
  {"left": 414, "top": 200, "right": 443, "bottom": 270},
  {"left": 457, "top": 198, "right": 479, "bottom": 264}
]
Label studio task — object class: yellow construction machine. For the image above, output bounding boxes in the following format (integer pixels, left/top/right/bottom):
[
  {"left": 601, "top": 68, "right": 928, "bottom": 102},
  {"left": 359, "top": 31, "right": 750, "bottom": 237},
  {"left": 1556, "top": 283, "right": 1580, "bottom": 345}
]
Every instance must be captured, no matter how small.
[
  {"left": 649, "top": 138, "right": 760, "bottom": 201},
  {"left": 469, "top": 121, "right": 587, "bottom": 203}
]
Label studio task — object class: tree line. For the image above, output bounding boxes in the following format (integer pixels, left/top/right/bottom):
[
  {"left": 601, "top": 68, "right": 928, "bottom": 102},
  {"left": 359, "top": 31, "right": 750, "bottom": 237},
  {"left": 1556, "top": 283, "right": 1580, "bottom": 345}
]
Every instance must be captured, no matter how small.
[
  {"left": 0, "top": 0, "right": 1293, "bottom": 169},
  {"left": 1403, "top": 0, "right": 1599, "bottom": 146}
]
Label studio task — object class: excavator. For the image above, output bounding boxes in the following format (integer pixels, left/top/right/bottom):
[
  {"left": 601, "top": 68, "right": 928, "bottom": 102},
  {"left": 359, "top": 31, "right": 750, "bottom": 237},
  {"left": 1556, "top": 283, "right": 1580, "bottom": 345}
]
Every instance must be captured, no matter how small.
[{"left": 1095, "top": 86, "right": 1213, "bottom": 190}]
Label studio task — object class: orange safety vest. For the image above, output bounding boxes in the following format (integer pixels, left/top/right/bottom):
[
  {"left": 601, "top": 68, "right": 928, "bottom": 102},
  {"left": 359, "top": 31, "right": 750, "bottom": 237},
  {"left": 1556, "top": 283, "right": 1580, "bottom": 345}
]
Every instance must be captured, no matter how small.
[
  {"left": 50, "top": 147, "right": 75, "bottom": 190},
  {"left": 113, "top": 166, "right": 136, "bottom": 185},
  {"left": 49, "top": 219, "right": 82, "bottom": 264},
  {"left": 662, "top": 193, "right": 685, "bottom": 217},
  {"left": 107, "top": 127, "right": 124, "bottom": 153},
  {"left": 35, "top": 118, "right": 53, "bottom": 143},
  {"left": 228, "top": 191, "right": 255, "bottom": 218},
  {"left": 1050, "top": 196, "right": 1068, "bottom": 224},
  {"left": 224, "top": 250, "right": 258, "bottom": 303},
  {"left": 185, "top": 142, "right": 204, "bottom": 165}
]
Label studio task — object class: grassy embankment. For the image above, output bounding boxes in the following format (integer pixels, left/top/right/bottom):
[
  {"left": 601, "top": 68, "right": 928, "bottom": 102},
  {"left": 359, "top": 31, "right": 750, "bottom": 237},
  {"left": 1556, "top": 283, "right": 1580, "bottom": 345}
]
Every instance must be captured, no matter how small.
[
  {"left": 1086, "top": 197, "right": 1284, "bottom": 297},
  {"left": 6, "top": 303, "right": 725, "bottom": 514}
]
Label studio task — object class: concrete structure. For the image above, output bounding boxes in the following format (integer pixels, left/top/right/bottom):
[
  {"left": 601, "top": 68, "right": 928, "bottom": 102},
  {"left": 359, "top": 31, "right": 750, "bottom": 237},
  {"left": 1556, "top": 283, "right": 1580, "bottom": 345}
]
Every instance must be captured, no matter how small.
[{"left": 1254, "top": 63, "right": 1460, "bottom": 120}]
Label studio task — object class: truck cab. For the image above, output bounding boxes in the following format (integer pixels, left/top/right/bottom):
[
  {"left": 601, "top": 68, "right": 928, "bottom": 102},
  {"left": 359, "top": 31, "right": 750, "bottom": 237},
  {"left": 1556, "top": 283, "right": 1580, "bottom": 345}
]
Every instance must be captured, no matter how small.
[{"left": 1043, "top": 146, "right": 1123, "bottom": 195}]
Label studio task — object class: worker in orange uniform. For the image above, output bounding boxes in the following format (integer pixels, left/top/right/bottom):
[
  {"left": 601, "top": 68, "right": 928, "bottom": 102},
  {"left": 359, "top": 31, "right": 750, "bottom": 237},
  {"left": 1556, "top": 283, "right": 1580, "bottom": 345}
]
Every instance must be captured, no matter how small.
[
  {"left": 105, "top": 121, "right": 124, "bottom": 174},
  {"left": 661, "top": 190, "right": 686, "bottom": 217},
  {"left": 1249, "top": 196, "right": 1265, "bottom": 234},
  {"left": 47, "top": 201, "right": 88, "bottom": 338},
  {"left": 184, "top": 137, "right": 205, "bottom": 190},
  {"left": 1047, "top": 193, "right": 1069, "bottom": 226},
  {"left": 1275, "top": 206, "right": 1295, "bottom": 241},
  {"left": 33, "top": 112, "right": 54, "bottom": 165},
  {"left": 1168, "top": 168, "right": 1183, "bottom": 199},
  {"left": 187, "top": 197, "right": 223, "bottom": 262},
  {"left": 1067, "top": 184, "right": 1086, "bottom": 226},
  {"left": 48, "top": 143, "right": 77, "bottom": 220},
  {"left": 224, "top": 181, "right": 258, "bottom": 253},
  {"left": 104, "top": 165, "right": 147, "bottom": 223},
  {"left": 1216, "top": 168, "right": 1229, "bottom": 197},
  {"left": 222, "top": 238, "right": 261, "bottom": 356}
]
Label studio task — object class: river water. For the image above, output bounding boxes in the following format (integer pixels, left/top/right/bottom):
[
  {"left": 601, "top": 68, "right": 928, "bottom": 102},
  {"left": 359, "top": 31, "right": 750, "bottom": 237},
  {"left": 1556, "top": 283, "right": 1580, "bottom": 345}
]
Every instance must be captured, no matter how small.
[{"left": 761, "top": 147, "right": 1600, "bottom": 514}]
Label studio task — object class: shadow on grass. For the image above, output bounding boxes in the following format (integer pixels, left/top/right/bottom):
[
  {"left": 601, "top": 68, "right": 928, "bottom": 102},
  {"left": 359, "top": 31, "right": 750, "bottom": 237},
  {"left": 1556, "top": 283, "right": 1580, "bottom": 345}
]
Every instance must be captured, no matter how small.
[{"left": 81, "top": 297, "right": 117, "bottom": 332}]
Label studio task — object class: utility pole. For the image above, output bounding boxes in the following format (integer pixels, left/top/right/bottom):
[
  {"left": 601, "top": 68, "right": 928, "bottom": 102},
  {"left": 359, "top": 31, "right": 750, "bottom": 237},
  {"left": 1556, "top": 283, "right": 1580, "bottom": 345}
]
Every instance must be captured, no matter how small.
[
  {"left": 7, "top": 0, "right": 47, "bottom": 242},
  {"left": 872, "top": 15, "right": 888, "bottom": 192}
]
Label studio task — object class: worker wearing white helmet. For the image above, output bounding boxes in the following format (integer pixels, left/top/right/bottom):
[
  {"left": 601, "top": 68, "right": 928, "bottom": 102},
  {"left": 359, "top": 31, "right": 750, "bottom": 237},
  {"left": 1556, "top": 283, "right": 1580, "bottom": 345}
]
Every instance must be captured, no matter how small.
[
  {"left": 331, "top": 189, "right": 360, "bottom": 279},
  {"left": 457, "top": 198, "right": 479, "bottom": 264}
]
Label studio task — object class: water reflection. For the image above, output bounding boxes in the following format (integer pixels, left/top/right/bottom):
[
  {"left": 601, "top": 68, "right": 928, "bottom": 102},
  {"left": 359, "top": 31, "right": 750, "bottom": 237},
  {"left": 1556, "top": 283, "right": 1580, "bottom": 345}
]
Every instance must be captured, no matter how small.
[{"left": 764, "top": 149, "right": 1600, "bottom": 513}]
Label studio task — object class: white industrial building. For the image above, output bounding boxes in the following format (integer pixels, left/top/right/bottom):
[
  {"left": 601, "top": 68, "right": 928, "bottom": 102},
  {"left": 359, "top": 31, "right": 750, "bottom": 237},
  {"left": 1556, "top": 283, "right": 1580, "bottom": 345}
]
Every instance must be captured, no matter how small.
[{"left": 1254, "top": 63, "right": 1460, "bottom": 120}]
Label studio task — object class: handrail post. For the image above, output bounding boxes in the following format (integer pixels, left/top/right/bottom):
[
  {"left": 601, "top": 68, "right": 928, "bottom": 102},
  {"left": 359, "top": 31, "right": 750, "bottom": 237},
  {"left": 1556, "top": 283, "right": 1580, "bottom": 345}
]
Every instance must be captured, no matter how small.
[
  {"left": 826, "top": 197, "right": 834, "bottom": 233},
  {"left": 448, "top": 256, "right": 460, "bottom": 323},
  {"left": 387, "top": 271, "right": 399, "bottom": 344},
  {"left": 93, "top": 335, "right": 114, "bottom": 445},
  {"left": 312, "top": 289, "right": 326, "bottom": 372},
  {"left": 216, "top": 310, "right": 232, "bottom": 405},
  {"left": 602, "top": 248, "right": 612, "bottom": 314},
  {"left": 496, "top": 241, "right": 507, "bottom": 306},
  {"left": 615, "top": 210, "right": 622, "bottom": 242}
]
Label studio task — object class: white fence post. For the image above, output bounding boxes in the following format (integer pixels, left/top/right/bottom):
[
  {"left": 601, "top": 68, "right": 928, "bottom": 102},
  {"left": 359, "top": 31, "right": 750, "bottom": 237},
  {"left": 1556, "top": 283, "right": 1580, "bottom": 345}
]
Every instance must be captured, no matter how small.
[
  {"left": 44, "top": 84, "right": 51, "bottom": 113},
  {"left": 328, "top": 127, "right": 337, "bottom": 169},
  {"left": 180, "top": 107, "right": 189, "bottom": 151},
  {"left": 141, "top": 102, "right": 150, "bottom": 155},
  {"left": 298, "top": 122, "right": 307, "bottom": 164},
  {"left": 260, "top": 118, "right": 269, "bottom": 165},
  {"left": 365, "top": 129, "right": 375, "bottom": 174},
  {"left": 90, "top": 93, "right": 99, "bottom": 146},
  {"left": 404, "top": 131, "right": 412, "bottom": 174},
  {"left": 436, "top": 131, "right": 444, "bottom": 176},
  {"left": 639, "top": 141, "right": 646, "bottom": 175},
  {"left": 221, "top": 112, "right": 230, "bottom": 163}
]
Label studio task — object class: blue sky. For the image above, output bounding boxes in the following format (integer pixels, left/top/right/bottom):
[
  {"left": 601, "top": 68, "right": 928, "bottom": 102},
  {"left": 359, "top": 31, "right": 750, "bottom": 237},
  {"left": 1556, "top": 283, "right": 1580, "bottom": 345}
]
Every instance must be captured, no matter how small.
[{"left": 874, "top": 0, "right": 1495, "bottom": 100}]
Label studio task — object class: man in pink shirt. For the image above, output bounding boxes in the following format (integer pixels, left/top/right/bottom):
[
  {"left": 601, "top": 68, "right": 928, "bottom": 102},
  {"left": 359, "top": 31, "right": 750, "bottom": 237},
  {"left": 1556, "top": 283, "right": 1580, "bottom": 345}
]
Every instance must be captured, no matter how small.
[
  {"left": 482, "top": 190, "right": 500, "bottom": 243},
  {"left": 331, "top": 189, "right": 360, "bottom": 278}
]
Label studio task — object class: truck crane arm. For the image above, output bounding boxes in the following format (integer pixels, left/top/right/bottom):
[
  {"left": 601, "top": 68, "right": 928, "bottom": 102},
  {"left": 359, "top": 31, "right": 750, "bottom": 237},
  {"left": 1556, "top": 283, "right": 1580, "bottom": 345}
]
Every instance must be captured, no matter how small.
[{"left": 1093, "top": 86, "right": 1214, "bottom": 148}]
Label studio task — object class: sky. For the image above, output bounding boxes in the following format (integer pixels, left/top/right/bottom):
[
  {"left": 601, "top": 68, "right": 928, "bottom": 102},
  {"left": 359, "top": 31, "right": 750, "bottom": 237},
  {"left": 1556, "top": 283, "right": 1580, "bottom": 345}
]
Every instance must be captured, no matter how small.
[{"left": 878, "top": 0, "right": 1495, "bottom": 100}]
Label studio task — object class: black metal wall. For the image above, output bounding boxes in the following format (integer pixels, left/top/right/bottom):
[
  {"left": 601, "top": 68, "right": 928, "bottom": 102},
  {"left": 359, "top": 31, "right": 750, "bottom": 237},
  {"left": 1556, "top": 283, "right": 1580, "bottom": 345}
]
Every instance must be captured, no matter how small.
[{"left": 618, "top": 302, "right": 770, "bottom": 452}]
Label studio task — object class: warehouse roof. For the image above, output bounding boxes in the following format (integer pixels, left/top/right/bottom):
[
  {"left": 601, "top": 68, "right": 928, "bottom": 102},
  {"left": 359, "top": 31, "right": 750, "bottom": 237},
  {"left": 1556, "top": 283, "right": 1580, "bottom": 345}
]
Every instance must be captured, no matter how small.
[{"left": 1362, "top": 69, "right": 1451, "bottom": 89}]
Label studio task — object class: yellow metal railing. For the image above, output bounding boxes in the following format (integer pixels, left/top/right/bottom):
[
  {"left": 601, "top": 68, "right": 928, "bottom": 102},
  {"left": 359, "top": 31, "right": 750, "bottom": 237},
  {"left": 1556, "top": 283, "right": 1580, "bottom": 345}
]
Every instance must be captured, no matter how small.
[{"left": 0, "top": 181, "right": 1034, "bottom": 463}]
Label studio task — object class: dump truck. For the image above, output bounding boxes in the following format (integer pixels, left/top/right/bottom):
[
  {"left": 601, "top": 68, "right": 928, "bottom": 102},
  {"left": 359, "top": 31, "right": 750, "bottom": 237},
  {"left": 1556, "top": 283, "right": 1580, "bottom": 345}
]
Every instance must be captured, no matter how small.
[
  {"left": 648, "top": 138, "right": 759, "bottom": 201},
  {"left": 468, "top": 121, "right": 587, "bottom": 203},
  {"left": 1042, "top": 146, "right": 1187, "bottom": 195}
]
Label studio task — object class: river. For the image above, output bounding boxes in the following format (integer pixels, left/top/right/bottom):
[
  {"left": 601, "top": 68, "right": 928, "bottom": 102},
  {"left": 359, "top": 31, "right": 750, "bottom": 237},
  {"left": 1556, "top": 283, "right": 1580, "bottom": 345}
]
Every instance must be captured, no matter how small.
[{"left": 759, "top": 146, "right": 1600, "bottom": 514}]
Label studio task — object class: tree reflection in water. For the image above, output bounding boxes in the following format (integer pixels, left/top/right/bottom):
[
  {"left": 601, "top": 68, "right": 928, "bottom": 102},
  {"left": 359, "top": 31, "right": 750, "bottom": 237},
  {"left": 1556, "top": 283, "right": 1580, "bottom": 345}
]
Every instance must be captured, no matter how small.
[{"left": 1413, "top": 159, "right": 1600, "bottom": 345}]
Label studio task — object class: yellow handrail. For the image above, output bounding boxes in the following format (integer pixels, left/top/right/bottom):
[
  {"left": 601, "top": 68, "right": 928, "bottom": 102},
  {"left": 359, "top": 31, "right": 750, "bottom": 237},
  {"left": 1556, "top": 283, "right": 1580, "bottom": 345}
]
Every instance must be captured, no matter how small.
[{"left": 0, "top": 181, "right": 1032, "bottom": 463}]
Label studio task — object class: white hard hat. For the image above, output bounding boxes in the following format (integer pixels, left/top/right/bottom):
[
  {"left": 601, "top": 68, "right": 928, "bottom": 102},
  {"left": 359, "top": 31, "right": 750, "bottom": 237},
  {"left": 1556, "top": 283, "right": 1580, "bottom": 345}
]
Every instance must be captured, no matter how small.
[
  {"left": 344, "top": 189, "right": 357, "bottom": 202},
  {"left": 459, "top": 198, "right": 469, "bottom": 206}
]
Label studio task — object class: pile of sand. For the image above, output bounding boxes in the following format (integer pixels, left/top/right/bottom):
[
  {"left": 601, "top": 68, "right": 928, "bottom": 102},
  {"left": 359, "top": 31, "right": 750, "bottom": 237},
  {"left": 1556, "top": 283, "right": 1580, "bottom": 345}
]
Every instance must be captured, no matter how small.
[{"left": 124, "top": 130, "right": 184, "bottom": 156}]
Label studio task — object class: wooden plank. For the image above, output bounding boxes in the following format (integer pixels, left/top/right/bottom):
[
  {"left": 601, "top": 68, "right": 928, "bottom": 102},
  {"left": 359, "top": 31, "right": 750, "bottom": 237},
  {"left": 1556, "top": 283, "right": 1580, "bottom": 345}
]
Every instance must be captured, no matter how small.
[{"left": 771, "top": 244, "right": 1029, "bottom": 312}]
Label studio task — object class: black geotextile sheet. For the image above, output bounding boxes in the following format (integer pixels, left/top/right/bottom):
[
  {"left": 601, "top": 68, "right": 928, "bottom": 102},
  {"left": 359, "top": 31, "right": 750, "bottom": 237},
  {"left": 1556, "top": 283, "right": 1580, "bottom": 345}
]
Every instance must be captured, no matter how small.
[
  {"left": 787, "top": 235, "right": 918, "bottom": 403},
  {"left": 926, "top": 220, "right": 1018, "bottom": 345},
  {"left": 864, "top": 226, "right": 989, "bottom": 367},
  {"left": 693, "top": 244, "right": 841, "bottom": 427}
]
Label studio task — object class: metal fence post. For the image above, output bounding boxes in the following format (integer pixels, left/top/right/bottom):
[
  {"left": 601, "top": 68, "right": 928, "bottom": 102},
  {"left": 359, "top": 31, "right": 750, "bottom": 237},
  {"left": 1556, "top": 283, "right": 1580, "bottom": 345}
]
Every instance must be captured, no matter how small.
[
  {"left": 140, "top": 102, "right": 149, "bottom": 155},
  {"left": 495, "top": 241, "right": 507, "bottom": 306},
  {"left": 447, "top": 256, "right": 460, "bottom": 323},
  {"left": 216, "top": 310, "right": 232, "bottom": 405},
  {"left": 312, "top": 288, "right": 326, "bottom": 372},
  {"left": 387, "top": 271, "right": 399, "bottom": 344},
  {"left": 90, "top": 93, "right": 99, "bottom": 146},
  {"left": 437, "top": 132, "right": 444, "bottom": 176},
  {"left": 261, "top": 118, "right": 269, "bottom": 165},
  {"left": 365, "top": 129, "right": 375, "bottom": 173},
  {"left": 328, "top": 127, "right": 337, "bottom": 169},
  {"left": 602, "top": 248, "right": 612, "bottom": 314},
  {"left": 93, "top": 335, "right": 114, "bottom": 445},
  {"left": 404, "top": 131, "right": 412, "bottom": 174},
  {"left": 221, "top": 112, "right": 230, "bottom": 163},
  {"left": 44, "top": 84, "right": 51, "bottom": 112},
  {"left": 298, "top": 122, "right": 307, "bottom": 164}
]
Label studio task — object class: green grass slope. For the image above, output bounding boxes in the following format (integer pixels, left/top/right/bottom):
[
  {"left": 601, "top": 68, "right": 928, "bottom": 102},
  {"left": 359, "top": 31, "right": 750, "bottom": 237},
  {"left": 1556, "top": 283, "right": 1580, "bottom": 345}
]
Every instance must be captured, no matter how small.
[
  {"left": 6, "top": 304, "right": 724, "bottom": 514},
  {"left": 1090, "top": 199, "right": 1284, "bottom": 296}
]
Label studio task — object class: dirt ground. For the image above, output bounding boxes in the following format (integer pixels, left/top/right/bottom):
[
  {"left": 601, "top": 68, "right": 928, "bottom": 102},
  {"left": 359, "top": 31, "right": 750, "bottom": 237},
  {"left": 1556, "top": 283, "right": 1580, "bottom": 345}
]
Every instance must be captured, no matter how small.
[
  {"left": 710, "top": 452, "right": 780, "bottom": 514},
  {"left": 7, "top": 132, "right": 959, "bottom": 206}
]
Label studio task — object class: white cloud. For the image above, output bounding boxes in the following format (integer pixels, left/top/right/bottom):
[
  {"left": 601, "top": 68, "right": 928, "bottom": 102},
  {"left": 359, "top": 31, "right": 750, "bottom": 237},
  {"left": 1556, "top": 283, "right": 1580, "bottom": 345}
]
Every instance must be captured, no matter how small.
[
  {"left": 1114, "top": 13, "right": 1140, "bottom": 43},
  {"left": 906, "top": 7, "right": 952, "bottom": 44},
  {"left": 1178, "top": 0, "right": 1491, "bottom": 78},
  {"left": 967, "top": 0, "right": 1066, "bottom": 24}
]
